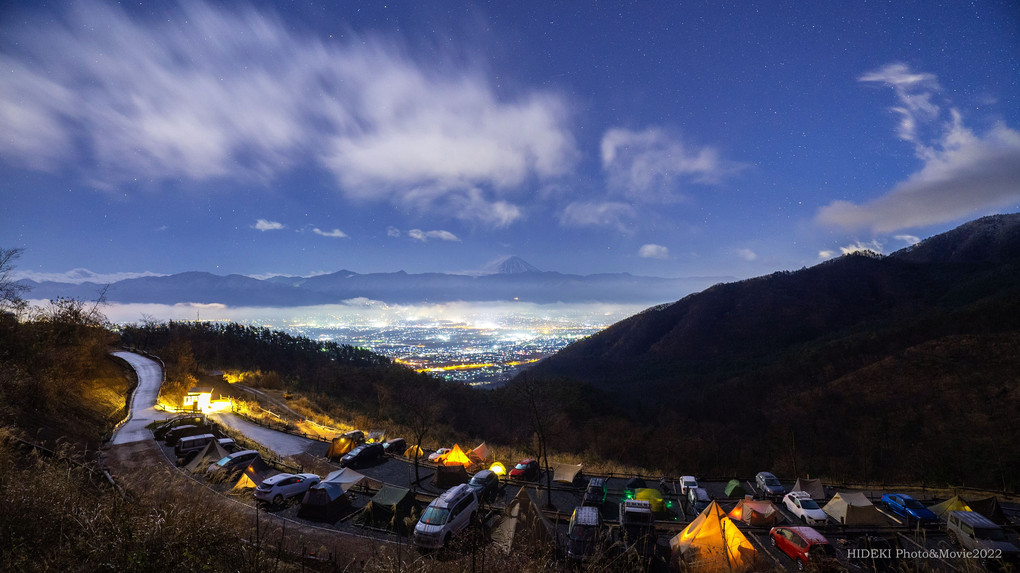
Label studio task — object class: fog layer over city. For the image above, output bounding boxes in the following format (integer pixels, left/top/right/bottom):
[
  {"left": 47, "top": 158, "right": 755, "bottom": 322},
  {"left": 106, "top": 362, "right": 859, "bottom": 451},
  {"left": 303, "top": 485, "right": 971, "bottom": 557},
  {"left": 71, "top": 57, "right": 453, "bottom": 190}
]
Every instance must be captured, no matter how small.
[{"left": 88, "top": 299, "right": 648, "bottom": 386}]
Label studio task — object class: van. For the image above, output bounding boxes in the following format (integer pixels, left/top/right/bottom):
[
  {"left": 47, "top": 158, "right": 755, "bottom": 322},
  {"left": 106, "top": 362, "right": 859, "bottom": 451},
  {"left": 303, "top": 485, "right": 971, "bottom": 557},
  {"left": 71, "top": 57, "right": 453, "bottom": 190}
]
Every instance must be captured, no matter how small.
[
  {"left": 414, "top": 484, "right": 478, "bottom": 549},
  {"left": 217, "top": 438, "right": 235, "bottom": 452},
  {"left": 946, "top": 511, "right": 1020, "bottom": 563},
  {"left": 567, "top": 505, "right": 604, "bottom": 561},
  {"left": 174, "top": 433, "right": 216, "bottom": 458}
]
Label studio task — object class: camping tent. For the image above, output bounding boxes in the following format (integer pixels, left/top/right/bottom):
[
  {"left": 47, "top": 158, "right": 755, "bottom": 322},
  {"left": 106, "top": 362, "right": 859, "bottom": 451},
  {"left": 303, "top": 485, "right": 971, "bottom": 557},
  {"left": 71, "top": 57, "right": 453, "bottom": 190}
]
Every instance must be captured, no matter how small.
[
  {"left": 360, "top": 485, "right": 417, "bottom": 533},
  {"left": 930, "top": 495, "right": 972, "bottom": 519},
  {"left": 404, "top": 444, "right": 425, "bottom": 459},
  {"left": 728, "top": 499, "right": 786, "bottom": 527},
  {"left": 670, "top": 501, "right": 759, "bottom": 573},
  {"left": 298, "top": 468, "right": 365, "bottom": 522},
  {"left": 822, "top": 492, "right": 890, "bottom": 526},
  {"left": 326, "top": 433, "right": 362, "bottom": 460},
  {"left": 232, "top": 458, "right": 272, "bottom": 490},
  {"left": 552, "top": 463, "right": 583, "bottom": 485},
  {"left": 635, "top": 488, "right": 665, "bottom": 513},
  {"left": 966, "top": 496, "right": 1008, "bottom": 525},
  {"left": 468, "top": 442, "right": 491, "bottom": 463},
  {"left": 183, "top": 440, "right": 231, "bottom": 473},
  {"left": 792, "top": 478, "right": 826, "bottom": 500},
  {"left": 492, "top": 487, "right": 557, "bottom": 554},
  {"left": 724, "top": 479, "right": 747, "bottom": 498},
  {"left": 441, "top": 444, "right": 472, "bottom": 467},
  {"left": 433, "top": 464, "right": 470, "bottom": 488}
]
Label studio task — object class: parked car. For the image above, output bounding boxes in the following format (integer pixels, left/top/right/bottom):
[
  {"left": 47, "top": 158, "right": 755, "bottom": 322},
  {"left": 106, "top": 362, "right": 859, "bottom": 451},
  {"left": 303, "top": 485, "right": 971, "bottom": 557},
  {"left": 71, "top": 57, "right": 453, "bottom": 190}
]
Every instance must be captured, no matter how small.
[
  {"left": 769, "top": 526, "right": 838, "bottom": 570},
  {"left": 340, "top": 442, "right": 385, "bottom": 468},
  {"left": 427, "top": 448, "right": 451, "bottom": 462},
  {"left": 679, "top": 475, "right": 699, "bottom": 496},
  {"left": 414, "top": 484, "right": 478, "bottom": 549},
  {"left": 945, "top": 510, "right": 1020, "bottom": 566},
  {"left": 582, "top": 477, "right": 607, "bottom": 507},
  {"left": 509, "top": 458, "right": 540, "bottom": 481},
  {"left": 208, "top": 450, "right": 260, "bottom": 475},
  {"left": 880, "top": 493, "right": 937, "bottom": 525},
  {"left": 567, "top": 505, "right": 604, "bottom": 561},
  {"left": 254, "top": 473, "right": 321, "bottom": 505},
  {"left": 153, "top": 415, "right": 205, "bottom": 440},
  {"left": 467, "top": 469, "right": 499, "bottom": 502},
  {"left": 783, "top": 491, "right": 828, "bottom": 525},
  {"left": 162, "top": 424, "right": 197, "bottom": 445},
  {"left": 688, "top": 487, "right": 712, "bottom": 513},
  {"left": 755, "top": 471, "right": 785, "bottom": 499},
  {"left": 619, "top": 500, "right": 656, "bottom": 557},
  {"left": 174, "top": 433, "right": 217, "bottom": 459}
]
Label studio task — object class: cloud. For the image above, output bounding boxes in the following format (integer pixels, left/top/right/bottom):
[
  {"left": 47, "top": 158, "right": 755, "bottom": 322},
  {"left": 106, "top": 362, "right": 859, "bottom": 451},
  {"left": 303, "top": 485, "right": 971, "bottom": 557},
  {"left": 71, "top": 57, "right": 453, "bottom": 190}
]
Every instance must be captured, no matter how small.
[
  {"left": 312, "top": 228, "right": 348, "bottom": 238},
  {"left": 638, "top": 244, "right": 670, "bottom": 259},
  {"left": 735, "top": 248, "right": 757, "bottom": 261},
  {"left": 14, "top": 268, "right": 164, "bottom": 284},
  {"left": 817, "top": 64, "right": 1020, "bottom": 233},
  {"left": 408, "top": 229, "right": 461, "bottom": 242},
  {"left": 600, "top": 127, "right": 744, "bottom": 202},
  {"left": 894, "top": 234, "right": 921, "bottom": 246},
  {"left": 386, "top": 227, "right": 402, "bottom": 238},
  {"left": 0, "top": 1, "right": 578, "bottom": 225},
  {"left": 253, "top": 219, "right": 285, "bottom": 231},
  {"left": 559, "top": 201, "right": 636, "bottom": 231}
]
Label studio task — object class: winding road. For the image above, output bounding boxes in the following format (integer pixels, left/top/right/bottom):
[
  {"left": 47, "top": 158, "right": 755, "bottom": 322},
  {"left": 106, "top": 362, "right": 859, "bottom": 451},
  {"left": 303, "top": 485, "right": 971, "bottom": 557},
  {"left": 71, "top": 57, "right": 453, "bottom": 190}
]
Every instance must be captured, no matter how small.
[{"left": 110, "top": 351, "right": 165, "bottom": 445}]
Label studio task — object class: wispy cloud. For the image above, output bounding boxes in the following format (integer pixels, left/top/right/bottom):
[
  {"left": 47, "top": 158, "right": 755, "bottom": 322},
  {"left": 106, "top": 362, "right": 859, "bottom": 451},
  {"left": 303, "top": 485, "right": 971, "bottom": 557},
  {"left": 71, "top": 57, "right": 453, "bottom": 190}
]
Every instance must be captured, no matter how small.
[
  {"left": 253, "top": 219, "right": 285, "bottom": 231},
  {"left": 735, "top": 248, "right": 757, "bottom": 261},
  {"left": 0, "top": 1, "right": 577, "bottom": 225},
  {"left": 386, "top": 227, "right": 402, "bottom": 238},
  {"left": 638, "top": 244, "right": 669, "bottom": 259},
  {"left": 15, "top": 268, "right": 164, "bottom": 284},
  {"left": 559, "top": 201, "right": 636, "bottom": 232},
  {"left": 894, "top": 234, "right": 921, "bottom": 246},
  {"left": 817, "top": 63, "right": 1020, "bottom": 233},
  {"left": 600, "top": 127, "right": 744, "bottom": 202},
  {"left": 312, "top": 228, "right": 348, "bottom": 238},
  {"left": 408, "top": 229, "right": 461, "bottom": 242}
]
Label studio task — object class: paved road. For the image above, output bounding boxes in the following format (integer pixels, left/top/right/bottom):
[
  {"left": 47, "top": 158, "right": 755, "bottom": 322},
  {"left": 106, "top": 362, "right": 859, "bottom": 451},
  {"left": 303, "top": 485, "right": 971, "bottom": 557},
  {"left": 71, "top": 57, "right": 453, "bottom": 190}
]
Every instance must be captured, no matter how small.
[
  {"left": 110, "top": 351, "right": 164, "bottom": 445},
  {"left": 210, "top": 412, "right": 317, "bottom": 457}
]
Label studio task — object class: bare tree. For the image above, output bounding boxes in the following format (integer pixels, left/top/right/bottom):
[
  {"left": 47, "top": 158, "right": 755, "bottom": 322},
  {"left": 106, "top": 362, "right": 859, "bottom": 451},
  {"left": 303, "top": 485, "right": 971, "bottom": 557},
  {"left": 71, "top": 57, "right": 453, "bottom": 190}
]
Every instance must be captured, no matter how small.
[
  {"left": 404, "top": 383, "right": 443, "bottom": 486},
  {"left": 512, "top": 373, "right": 560, "bottom": 509},
  {"left": 0, "top": 247, "right": 29, "bottom": 316}
]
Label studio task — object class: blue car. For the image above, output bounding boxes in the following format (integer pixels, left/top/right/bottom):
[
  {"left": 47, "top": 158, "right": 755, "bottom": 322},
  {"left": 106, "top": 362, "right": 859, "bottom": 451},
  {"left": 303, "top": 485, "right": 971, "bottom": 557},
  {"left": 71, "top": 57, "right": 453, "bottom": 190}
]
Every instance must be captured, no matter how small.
[{"left": 881, "top": 494, "right": 937, "bottom": 524}]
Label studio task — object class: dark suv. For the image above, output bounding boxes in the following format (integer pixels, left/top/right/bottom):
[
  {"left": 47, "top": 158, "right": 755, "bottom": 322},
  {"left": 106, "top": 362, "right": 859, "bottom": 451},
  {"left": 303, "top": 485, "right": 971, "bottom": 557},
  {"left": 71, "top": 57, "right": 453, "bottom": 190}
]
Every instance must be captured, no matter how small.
[
  {"left": 582, "top": 477, "right": 607, "bottom": 506},
  {"left": 340, "top": 442, "right": 385, "bottom": 468}
]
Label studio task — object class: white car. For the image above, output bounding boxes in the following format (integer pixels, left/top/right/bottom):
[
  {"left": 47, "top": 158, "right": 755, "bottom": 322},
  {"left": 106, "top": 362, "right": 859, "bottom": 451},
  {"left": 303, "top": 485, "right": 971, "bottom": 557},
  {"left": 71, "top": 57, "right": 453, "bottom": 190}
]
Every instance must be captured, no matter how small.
[
  {"left": 254, "top": 473, "right": 321, "bottom": 505},
  {"left": 783, "top": 491, "right": 828, "bottom": 525},
  {"left": 679, "top": 475, "right": 699, "bottom": 496},
  {"left": 414, "top": 484, "right": 478, "bottom": 549},
  {"left": 427, "top": 448, "right": 451, "bottom": 463}
]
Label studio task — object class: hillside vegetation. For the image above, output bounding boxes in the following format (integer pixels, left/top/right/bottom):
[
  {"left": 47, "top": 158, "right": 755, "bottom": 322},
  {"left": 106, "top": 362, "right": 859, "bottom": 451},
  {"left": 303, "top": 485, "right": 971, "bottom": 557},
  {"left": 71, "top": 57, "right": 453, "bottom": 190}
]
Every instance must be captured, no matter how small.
[{"left": 524, "top": 214, "right": 1020, "bottom": 490}]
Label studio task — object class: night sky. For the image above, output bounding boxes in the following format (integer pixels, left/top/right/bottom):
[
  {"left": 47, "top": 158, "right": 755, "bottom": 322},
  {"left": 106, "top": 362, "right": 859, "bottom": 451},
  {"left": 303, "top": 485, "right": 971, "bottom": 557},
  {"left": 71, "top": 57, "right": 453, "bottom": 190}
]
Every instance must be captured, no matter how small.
[{"left": 2, "top": 1, "right": 1018, "bottom": 284}]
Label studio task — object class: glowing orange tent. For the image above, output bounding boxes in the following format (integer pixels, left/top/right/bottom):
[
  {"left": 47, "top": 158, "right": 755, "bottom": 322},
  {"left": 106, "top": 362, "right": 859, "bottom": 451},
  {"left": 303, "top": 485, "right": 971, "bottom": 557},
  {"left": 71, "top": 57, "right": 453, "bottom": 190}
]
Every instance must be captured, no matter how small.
[
  {"left": 442, "top": 444, "right": 472, "bottom": 467},
  {"left": 670, "top": 501, "right": 759, "bottom": 572}
]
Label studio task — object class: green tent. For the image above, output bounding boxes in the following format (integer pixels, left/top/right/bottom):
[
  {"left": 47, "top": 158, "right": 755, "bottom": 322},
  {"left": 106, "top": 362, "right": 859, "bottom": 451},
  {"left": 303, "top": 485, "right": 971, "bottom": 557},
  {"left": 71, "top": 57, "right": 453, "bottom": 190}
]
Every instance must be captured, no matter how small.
[
  {"left": 724, "top": 479, "right": 747, "bottom": 498},
  {"left": 360, "top": 485, "right": 418, "bottom": 534}
]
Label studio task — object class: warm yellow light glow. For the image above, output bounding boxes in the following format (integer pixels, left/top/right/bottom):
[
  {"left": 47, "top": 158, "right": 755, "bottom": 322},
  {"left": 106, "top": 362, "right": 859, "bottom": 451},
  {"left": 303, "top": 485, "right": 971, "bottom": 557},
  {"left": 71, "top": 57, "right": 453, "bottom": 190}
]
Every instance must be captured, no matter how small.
[
  {"left": 203, "top": 398, "right": 232, "bottom": 414},
  {"left": 489, "top": 462, "right": 507, "bottom": 476},
  {"left": 413, "top": 358, "right": 541, "bottom": 373}
]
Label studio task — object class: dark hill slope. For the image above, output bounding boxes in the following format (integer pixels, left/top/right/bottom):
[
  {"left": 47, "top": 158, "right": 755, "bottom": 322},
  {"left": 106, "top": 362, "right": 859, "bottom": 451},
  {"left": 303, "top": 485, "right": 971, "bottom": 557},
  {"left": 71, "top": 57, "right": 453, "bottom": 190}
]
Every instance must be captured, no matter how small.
[{"left": 523, "top": 214, "right": 1020, "bottom": 488}]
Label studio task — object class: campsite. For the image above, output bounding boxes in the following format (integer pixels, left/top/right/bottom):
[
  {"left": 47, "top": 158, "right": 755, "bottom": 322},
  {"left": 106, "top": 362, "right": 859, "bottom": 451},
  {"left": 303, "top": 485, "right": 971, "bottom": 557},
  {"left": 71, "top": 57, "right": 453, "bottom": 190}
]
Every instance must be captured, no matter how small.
[{"left": 149, "top": 412, "right": 1020, "bottom": 571}]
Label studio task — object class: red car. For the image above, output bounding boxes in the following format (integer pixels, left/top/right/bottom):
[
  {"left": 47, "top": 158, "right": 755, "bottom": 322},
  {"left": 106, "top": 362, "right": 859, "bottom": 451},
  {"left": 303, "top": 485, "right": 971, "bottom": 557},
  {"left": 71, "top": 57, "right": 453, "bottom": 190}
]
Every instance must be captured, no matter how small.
[
  {"left": 508, "top": 458, "right": 540, "bottom": 481},
  {"left": 769, "top": 526, "right": 838, "bottom": 570}
]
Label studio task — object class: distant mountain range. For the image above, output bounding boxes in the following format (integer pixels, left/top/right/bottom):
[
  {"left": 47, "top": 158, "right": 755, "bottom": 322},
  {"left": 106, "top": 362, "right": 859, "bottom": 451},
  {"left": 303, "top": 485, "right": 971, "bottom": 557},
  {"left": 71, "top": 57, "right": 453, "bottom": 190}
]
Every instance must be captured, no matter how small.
[
  {"left": 520, "top": 213, "right": 1020, "bottom": 489},
  {"left": 19, "top": 255, "right": 731, "bottom": 306}
]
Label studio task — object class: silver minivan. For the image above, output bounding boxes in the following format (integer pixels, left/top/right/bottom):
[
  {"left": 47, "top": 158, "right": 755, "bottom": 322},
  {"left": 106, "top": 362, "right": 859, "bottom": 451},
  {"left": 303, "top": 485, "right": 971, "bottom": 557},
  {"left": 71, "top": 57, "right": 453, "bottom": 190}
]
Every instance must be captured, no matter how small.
[{"left": 414, "top": 483, "right": 478, "bottom": 549}]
